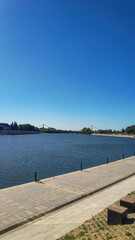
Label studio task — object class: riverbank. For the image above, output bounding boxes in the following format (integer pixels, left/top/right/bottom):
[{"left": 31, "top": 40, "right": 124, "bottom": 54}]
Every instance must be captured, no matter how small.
[
  {"left": 0, "top": 130, "right": 39, "bottom": 136},
  {"left": 0, "top": 131, "right": 134, "bottom": 138},
  {"left": 0, "top": 156, "right": 135, "bottom": 236},
  {"left": 92, "top": 133, "right": 135, "bottom": 138}
]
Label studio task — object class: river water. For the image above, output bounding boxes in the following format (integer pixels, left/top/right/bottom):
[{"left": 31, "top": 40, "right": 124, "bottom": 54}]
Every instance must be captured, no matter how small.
[{"left": 0, "top": 133, "right": 135, "bottom": 189}]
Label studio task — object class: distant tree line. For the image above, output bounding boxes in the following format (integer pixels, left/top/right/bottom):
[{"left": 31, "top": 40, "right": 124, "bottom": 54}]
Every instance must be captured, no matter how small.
[
  {"left": 125, "top": 125, "right": 135, "bottom": 135},
  {"left": 96, "top": 129, "right": 113, "bottom": 134},
  {"left": 40, "top": 127, "right": 64, "bottom": 133},
  {"left": 7, "top": 122, "right": 135, "bottom": 135},
  {"left": 10, "top": 122, "right": 79, "bottom": 133},
  {"left": 40, "top": 127, "right": 79, "bottom": 133},
  {"left": 80, "top": 125, "right": 135, "bottom": 135},
  {"left": 10, "top": 122, "right": 39, "bottom": 132}
]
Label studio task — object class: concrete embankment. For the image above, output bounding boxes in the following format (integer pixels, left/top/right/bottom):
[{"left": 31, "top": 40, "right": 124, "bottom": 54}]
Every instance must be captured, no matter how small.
[
  {"left": 0, "top": 156, "right": 135, "bottom": 235},
  {"left": 0, "top": 130, "right": 39, "bottom": 135}
]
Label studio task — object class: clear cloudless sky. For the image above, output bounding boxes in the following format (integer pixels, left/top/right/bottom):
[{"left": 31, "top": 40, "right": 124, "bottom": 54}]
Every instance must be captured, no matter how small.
[{"left": 0, "top": 0, "right": 135, "bottom": 130}]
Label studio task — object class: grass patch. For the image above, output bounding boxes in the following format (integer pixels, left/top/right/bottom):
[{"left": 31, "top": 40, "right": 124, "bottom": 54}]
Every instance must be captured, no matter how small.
[
  {"left": 78, "top": 231, "right": 85, "bottom": 237},
  {"left": 63, "top": 235, "right": 75, "bottom": 240},
  {"left": 125, "top": 231, "right": 132, "bottom": 237},
  {"left": 106, "top": 234, "right": 113, "bottom": 240},
  {"left": 99, "top": 227, "right": 105, "bottom": 230}
]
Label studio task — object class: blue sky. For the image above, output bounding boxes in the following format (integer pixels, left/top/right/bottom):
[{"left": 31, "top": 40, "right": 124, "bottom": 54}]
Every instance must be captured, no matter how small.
[{"left": 0, "top": 0, "right": 135, "bottom": 130}]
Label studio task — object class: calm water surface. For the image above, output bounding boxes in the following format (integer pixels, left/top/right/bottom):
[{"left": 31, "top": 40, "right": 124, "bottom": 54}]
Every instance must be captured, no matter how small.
[{"left": 0, "top": 133, "right": 135, "bottom": 189}]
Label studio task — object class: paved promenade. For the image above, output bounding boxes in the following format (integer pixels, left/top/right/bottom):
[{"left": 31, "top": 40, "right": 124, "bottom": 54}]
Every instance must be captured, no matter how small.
[
  {"left": 1, "top": 174, "right": 135, "bottom": 240},
  {"left": 0, "top": 156, "right": 135, "bottom": 235}
]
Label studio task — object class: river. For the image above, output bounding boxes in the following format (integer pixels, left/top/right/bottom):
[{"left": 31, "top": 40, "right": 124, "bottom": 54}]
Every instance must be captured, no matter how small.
[{"left": 0, "top": 133, "right": 135, "bottom": 189}]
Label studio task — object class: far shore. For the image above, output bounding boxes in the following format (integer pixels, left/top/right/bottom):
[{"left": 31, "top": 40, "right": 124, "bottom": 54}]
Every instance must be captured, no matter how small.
[
  {"left": 0, "top": 131, "right": 135, "bottom": 138},
  {"left": 0, "top": 130, "right": 39, "bottom": 136},
  {"left": 92, "top": 133, "right": 135, "bottom": 138}
]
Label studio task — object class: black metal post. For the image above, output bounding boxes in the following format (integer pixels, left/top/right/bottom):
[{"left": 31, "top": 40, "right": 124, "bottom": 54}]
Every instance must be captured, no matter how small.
[
  {"left": 35, "top": 172, "right": 37, "bottom": 182},
  {"left": 107, "top": 158, "right": 109, "bottom": 164},
  {"left": 81, "top": 163, "right": 82, "bottom": 171},
  {"left": 123, "top": 154, "right": 124, "bottom": 159}
]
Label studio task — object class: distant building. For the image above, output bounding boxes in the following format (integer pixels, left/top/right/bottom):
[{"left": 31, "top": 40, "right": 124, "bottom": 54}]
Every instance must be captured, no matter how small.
[{"left": 0, "top": 123, "right": 10, "bottom": 131}]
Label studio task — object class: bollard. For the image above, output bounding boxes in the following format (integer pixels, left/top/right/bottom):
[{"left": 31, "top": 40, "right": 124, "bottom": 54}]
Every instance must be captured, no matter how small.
[
  {"left": 123, "top": 154, "right": 124, "bottom": 159},
  {"left": 81, "top": 163, "right": 82, "bottom": 171},
  {"left": 35, "top": 172, "right": 37, "bottom": 182},
  {"left": 107, "top": 158, "right": 109, "bottom": 164}
]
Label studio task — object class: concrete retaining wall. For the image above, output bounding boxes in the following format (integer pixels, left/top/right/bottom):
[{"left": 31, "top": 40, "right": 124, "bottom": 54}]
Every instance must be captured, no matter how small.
[{"left": 0, "top": 131, "right": 39, "bottom": 135}]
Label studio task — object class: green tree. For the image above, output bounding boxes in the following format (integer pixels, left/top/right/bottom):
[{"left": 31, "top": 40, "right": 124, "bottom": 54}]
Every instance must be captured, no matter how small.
[
  {"left": 126, "top": 125, "right": 135, "bottom": 134},
  {"left": 80, "top": 127, "right": 92, "bottom": 134},
  {"left": 121, "top": 128, "right": 125, "bottom": 134},
  {"left": 18, "top": 124, "right": 38, "bottom": 131},
  {"left": 10, "top": 121, "right": 18, "bottom": 130}
]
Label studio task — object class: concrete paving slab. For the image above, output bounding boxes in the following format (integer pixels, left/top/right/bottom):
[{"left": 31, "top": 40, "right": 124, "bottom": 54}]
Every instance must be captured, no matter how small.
[
  {"left": 0, "top": 156, "right": 135, "bottom": 235},
  {"left": 1, "top": 174, "right": 135, "bottom": 240}
]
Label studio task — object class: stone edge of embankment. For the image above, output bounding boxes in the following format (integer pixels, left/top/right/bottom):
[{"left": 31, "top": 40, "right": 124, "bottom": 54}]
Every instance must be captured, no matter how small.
[{"left": 1, "top": 155, "right": 133, "bottom": 191}]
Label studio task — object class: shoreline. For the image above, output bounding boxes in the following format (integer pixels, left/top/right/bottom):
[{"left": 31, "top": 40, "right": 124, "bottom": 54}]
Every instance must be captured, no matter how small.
[
  {"left": 0, "top": 131, "right": 39, "bottom": 136},
  {"left": 92, "top": 133, "right": 135, "bottom": 138},
  {"left": 0, "top": 132, "right": 134, "bottom": 138}
]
